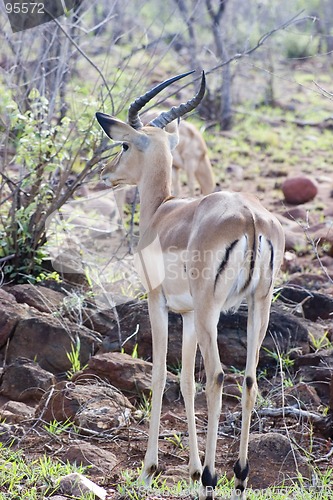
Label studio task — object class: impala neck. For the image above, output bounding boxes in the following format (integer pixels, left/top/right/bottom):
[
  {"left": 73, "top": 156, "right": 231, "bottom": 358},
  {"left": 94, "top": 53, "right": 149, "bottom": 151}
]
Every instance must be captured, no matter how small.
[{"left": 137, "top": 152, "right": 172, "bottom": 235}]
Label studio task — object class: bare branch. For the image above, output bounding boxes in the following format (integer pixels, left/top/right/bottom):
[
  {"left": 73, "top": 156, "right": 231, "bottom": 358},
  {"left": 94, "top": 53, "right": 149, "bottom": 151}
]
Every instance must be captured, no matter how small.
[
  {"left": 207, "top": 12, "right": 316, "bottom": 75},
  {"left": 258, "top": 406, "right": 323, "bottom": 423},
  {"left": 51, "top": 16, "right": 114, "bottom": 114},
  {"left": 313, "top": 80, "right": 333, "bottom": 101},
  {"left": 205, "top": 0, "right": 228, "bottom": 24}
]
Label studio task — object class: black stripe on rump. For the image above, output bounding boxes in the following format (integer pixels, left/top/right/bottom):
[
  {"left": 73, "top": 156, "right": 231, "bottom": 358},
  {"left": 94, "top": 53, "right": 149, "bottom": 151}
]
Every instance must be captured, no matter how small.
[
  {"left": 263, "top": 239, "right": 275, "bottom": 296},
  {"left": 214, "top": 239, "right": 239, "bottom": 290},
  {"left": 240, "top": 231, "right": 256, "bottom": 293},
  {"left": 268, "top": 239, "right": 274, "bottom": 271}
]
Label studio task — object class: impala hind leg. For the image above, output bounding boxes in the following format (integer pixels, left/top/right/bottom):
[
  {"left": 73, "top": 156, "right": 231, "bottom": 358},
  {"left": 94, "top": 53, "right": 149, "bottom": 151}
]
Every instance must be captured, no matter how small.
[
  {"left": 231, "top": 293, "right": 272, "bottom": 500},
  {"left": 181, "top": 312, "right": 202, "bottom": 482},
  {"left": 195, "top": 307, "right": 224, "bottom": 500},
  {"left": 139, "top": 291, "right": 168, "bottom": 485}
]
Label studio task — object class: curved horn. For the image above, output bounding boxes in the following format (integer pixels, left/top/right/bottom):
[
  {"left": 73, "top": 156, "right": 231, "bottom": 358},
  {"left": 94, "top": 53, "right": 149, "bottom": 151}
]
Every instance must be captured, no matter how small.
[
  {"left": 150, "top": 71, "right": 206, "bottom": 129},
  {"left": 128, "top": 70, "right": 195, "bottom": 130}
]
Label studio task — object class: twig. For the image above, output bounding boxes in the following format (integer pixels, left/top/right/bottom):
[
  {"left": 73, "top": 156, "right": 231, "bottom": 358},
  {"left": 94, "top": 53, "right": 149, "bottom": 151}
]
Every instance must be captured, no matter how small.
[
  {"left": 207, "top": 12, "right": 315, "bottom": 74},
  {"left": 51, "top": 16, "right": 114, "bottom": 114},
  {"left": 17, "top": 386, "right": 55, "bottom": 444},
  {"left": 258, "top": 406, "right": 323, "bottom": 423},
  {"left": 0, "top": 254, "right": 15, "bottom": 263},
  {"left": 143, "top": 12, "right": 316, "bottom": 111},
  {"left": 314, "top": 445, "right": 333, "bottom": 463},
  {"left": 121, "top": 324, "right": 140, "bottom": 348},
  {"left": 313, "top": 81, "right": 333, "bottom": 101}
]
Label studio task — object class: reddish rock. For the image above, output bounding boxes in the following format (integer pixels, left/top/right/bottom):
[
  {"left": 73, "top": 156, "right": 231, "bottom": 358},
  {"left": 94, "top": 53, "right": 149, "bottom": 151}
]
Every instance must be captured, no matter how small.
[
  {"left": 279, "top": 286, "right": 333, "bottom": 321},
  {"left": 0, "top": 400, "right": 35, "bottom": 423},
  {"left": 277, "top": 382, "right": 321, "bottom": 409},
  {"left": 282, "top": 206, "right": 312, "bottom": 222},
  {"left": 36, "top": 381, "right": 134, "bottom": 433},
  {"left": 63, "top": 441, "right": 118, "bottom": 472},
  {"left": 294, "top": 350, "right": 333, "bottom": 402},
  {"left": 103, "top": 300, "right": 309, "bottom": 372},
  {"left": 226, "top": 432, "right": 311, "bottom": 487},
  {"left": 222, "top": 373, "right": 242, "bottom": 402},
  {"left": 6, "top": 314, "right": 102, "bottom": 374},
  {"left": 275, "top": 213, "right": 307, "bottom": 251},
  {"left": 247, "top": 433, "right": 311, "bottom": 488},
  {"left": 80, "top": 352, "right": 179, "bottom": 402},
  {"left": 282, "top": 175, "right": 318, "bottom": 204},
  {"left": 4, "top": 284, "right": 66, "bottom": 313},
  {"left": 0, "top": 288, "right": 29, "bottom": 348},
  {"left": 0, "top": 357, "right": 55, "bottom": 402},
  {"left": 58, "top": 473, "right": 106, "bottom": 499}
]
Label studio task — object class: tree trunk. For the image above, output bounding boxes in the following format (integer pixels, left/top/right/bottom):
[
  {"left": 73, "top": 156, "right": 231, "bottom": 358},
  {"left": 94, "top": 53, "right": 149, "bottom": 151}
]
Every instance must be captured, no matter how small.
[
  {"left": 205, "top": 0, "right": 232, "bottom": 130},
  {"left": 173, "top": 0, "right": 199, "bottom": 71}
]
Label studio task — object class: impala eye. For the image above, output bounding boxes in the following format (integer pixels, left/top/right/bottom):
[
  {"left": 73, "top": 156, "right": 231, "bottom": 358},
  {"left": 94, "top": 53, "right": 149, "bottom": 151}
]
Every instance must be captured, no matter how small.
[{"left": 122, "top": 143, "right": 129, "bottom": 151}]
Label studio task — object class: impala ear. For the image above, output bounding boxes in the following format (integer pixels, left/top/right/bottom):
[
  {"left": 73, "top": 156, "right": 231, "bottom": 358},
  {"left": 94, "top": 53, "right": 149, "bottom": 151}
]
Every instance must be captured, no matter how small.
[
  {"left": 96, "top": 113, "right": 126, "bottom": 140},
  {"left": 165, "top": 120, "right": 179, "bottom": 151},
  {"left": 96, "top": 112, "right": 149, "bottom": 150}
]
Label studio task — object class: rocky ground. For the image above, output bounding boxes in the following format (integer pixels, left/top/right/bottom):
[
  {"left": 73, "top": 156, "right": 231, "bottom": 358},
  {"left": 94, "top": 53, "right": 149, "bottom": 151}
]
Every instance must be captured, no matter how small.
[
  {"left": 0, "top": 232, "right": 333, "bottom": 499},
  {"left": 1, "top": 62, "right": 333, "bottom": 496}
]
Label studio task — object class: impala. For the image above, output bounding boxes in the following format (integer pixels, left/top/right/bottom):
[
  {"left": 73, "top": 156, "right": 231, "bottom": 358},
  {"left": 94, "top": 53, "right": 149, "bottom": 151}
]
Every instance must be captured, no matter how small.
[
  {"left": 143, "top": 112, "right": 215, "bottom": 196},
  {"left": 96, "top": 71, "right": 285, "bottom": 500},
  {"left": 171, "top": 119, "right": 215, "bottom": 196}
]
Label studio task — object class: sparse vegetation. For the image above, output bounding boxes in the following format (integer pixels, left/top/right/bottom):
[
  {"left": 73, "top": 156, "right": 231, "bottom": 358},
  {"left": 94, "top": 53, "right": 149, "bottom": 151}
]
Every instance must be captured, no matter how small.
[
  {"left": 1, "top": 1, "right": 333, "bottom": 499},
  {"left": 43, "top": 418, "right": 79, "bottom": 437},
  {"left": 116, "top": 468, "right": 333, "bottom": 499},
  {"left": 0, "top": 443, "right": 89, "bottom": 499},
  {"left": 66, "top": 337, "right": 88, "bottom": 379}
]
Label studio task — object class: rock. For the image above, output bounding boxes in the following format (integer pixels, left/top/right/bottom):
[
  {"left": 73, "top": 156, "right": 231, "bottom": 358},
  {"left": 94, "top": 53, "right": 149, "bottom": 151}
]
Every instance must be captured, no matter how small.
[
  {"left": 80, "top": 352, "right": 179, "bottom": 402},
  {"left": 0, "top": 421, "right": 24, "bottom": 445},
  {"left": 4, "top": 284, "right": 66, "bottom": 314},
  {"left": 286, "top": 272, "right": 330, "bottom": 292},
  {"left": 102, "top": 300, "right": 309, "bottom": 372},
  {"left": 0, "top": 288, "right": 29, "bottom": 348},
  {"left": 82, "top": 307, "right": 116, "bottom": 336},
  {"left": 275, "top": 213, "right": 307, "bottom": 251},
  {"left": 5, "top": 314, "right": 102, "bottom": 374},
  {"left": 309, "top": 222, "right": 333, "bottom": 256},
  {"left": 0, "top": 357, "right": 55, "bottom": 402},
  {"left": 278, "top": 382, "right": 321, "bottom": 409},
  {"left": 282, "top": 206, "right": 312, "bottom": 223},
  {"left": 58, "top": 473, "right": 106, "bottom": 499},
  {"left": 36, "top": 381, "right": 134, "bottom": 433},
  {"left": 282, "top": 175, "right": 318, "bottom": 204},
  {"left": 283, "top": 229, "right": 307, "bottom": 252},
  {"left": 62, "top": 441, "right": 118, "bottom": 473},
  {"left": 246, "top": 432, "right": 311, "bottom": 488},
  {"left": 0, "top": 400, "right": 35, "bottom": 423},
  {"left": 278, "top": 286, "right": 333, "bottom": 321},
  {"left": 217, "top": 303, "right": 309, "bottom": 369},
  {"left": 222, "top": 373, "right": 243, "bottom": 402},
  {"left": 294, "top": 350, "right": 333, "bottom": 401}
]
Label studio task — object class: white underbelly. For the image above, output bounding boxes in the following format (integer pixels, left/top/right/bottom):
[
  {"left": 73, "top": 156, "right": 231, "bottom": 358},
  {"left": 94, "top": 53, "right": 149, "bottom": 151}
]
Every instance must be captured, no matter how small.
[
  {"left": 164, "top": 289, "right": 194, "bottom": 313},
  {"left": 162, "top": 254, "right": 194, "bottom": 313}
]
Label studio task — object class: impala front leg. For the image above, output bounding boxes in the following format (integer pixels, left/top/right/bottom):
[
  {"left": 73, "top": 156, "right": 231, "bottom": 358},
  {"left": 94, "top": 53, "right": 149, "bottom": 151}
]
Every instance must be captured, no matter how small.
[{"left": 139, "top": 289, "right": 168, "bottom": 486}]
